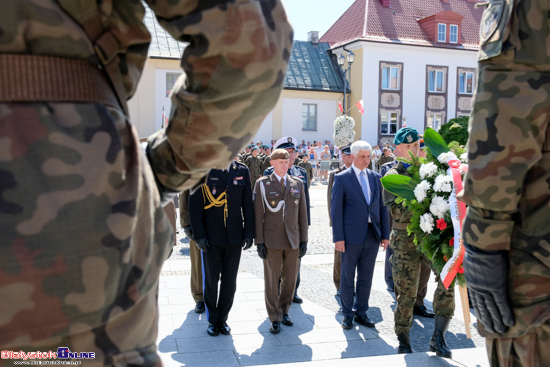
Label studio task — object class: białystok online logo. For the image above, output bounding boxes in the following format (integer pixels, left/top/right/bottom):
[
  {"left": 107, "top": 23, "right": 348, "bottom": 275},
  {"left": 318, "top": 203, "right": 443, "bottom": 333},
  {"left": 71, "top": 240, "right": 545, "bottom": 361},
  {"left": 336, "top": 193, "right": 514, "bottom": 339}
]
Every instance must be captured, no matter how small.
[{"left": 1, "top": 348, "right": 95, "bottom": 360}]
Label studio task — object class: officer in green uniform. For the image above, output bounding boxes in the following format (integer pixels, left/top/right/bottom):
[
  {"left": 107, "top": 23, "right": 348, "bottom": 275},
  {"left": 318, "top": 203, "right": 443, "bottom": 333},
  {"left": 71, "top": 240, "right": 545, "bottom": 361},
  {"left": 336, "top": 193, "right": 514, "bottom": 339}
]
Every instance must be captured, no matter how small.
[
  {"left": 460, "top": 1, "right": 550, "bottom": 365},
  {"left": 383, "top": 127, "right": 454, "bottom": 358},
  {"left": 245, "top": 146, "right": 262, "bottom": 186}
]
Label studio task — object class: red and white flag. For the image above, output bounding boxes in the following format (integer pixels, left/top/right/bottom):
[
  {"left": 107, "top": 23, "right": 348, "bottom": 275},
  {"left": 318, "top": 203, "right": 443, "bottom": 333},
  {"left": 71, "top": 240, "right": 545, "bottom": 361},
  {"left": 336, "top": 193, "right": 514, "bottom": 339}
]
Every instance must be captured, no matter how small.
[
  {"left": 338, "top": 99, "right": 343, "bottom": 113},
  {"left": 356, "top": 99, "right": 364, "bottom": 114}
]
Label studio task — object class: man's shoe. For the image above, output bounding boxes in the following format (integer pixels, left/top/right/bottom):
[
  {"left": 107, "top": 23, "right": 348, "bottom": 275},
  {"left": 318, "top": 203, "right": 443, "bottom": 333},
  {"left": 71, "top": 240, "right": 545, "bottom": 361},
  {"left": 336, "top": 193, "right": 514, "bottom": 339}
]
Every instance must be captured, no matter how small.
[
  {"left": 207, "top": 322, "right": 219, "bottom": 336},
  {"left": 354, "top": 315, "right": 375, "bottom": 328},
  {"left": 270, "top": 321, "right": 281, "bottom": 334},
  {"left": 429, "top": 316, "right": 452, "bottom": 358},
  {"left": 413, "top": 305, "right": 435, "bottom": 318},
  {"left": 292, "top": 294, "right": 303, "bottom": 304},
  {"left": 387, "top": 284, "right": 394, "bottom": 292},
  {"left": 218, "top": 321, "right": 231, "bottom": 335},
  {"left": 194, "top": 302, "right": 205, "bottom": 313},
  {"left": 397, "top": 332, "right": 413, "bottom": 354},
  {"left": 282, "top": 314, "right": 293, "bottom": 326},
  {"left": 342, "top": 316, "right": 353, "bottom": 330}
]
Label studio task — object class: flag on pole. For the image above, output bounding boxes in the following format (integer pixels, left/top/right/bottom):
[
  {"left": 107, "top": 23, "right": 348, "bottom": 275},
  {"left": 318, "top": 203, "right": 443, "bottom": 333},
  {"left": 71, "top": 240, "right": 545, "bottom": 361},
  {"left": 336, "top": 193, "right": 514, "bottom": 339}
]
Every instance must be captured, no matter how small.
[
  {"left": 356, "top": 99, "right": 364, "bottom": 114},
  {"left": 338, "top": 99, "right": 343, "bottom": 113},
  {"left": 161, "top": 107, "right": 166, "bottom": 129}
]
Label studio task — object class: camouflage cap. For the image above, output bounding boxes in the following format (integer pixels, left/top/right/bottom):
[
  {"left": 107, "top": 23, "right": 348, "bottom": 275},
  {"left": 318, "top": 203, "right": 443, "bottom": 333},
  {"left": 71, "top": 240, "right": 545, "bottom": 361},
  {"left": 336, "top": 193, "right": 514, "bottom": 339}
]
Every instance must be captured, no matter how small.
[
  {"left": 394, "top": 127, "right": 420, "bottom": 145},
  {"left": 271, "top": 149, "right": 289, "bottom": 160}
]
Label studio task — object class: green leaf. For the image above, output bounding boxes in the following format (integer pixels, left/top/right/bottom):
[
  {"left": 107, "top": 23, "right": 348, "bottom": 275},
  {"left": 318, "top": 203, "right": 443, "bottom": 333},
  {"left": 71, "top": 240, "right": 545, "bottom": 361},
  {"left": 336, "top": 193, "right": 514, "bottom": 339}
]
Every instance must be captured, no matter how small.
[
  {"left": 381, "top": 175, "right": 419, "bottom": 201},
  {"left": 424, "top": 128, "right": 450, "bottom": 158}
]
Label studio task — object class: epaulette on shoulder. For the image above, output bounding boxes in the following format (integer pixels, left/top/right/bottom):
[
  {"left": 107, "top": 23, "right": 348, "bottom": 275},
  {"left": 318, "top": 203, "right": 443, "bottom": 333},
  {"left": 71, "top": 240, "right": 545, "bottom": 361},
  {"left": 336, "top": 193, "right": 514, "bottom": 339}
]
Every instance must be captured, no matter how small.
[
  {"left": 234, "top": 161, "right": 247, "bottom": 168},
  {"left": 257, "top": 175, "right": 269, "bottom": 181}
]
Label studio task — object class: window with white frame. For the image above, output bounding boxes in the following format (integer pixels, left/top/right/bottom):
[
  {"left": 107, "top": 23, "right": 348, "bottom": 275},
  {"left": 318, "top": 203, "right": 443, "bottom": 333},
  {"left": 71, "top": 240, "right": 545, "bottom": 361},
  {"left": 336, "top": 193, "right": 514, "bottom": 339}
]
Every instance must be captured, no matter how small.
[
  {"left": 438, "top": 23, "right": 446, "bottom": 42},
  {"left": 428, "top": 70, "right": 445, "bottom": 93},
  {"left": 427, "top": 113, "right": 443, "bottom": 131},
  {"left": 381, "top": 111, "right": 398, "bottom": 135},
  {"left": 459, "top": 71, "right": 474, "bottom": 94},
  {"left": 450, "top": 25, "right": 458, "bottom": 43},
  {"left": 302, "top": 104, "right": 317, "bottom": 131},
  {"left": 382, "top": 66, "right": 399, "bottom": 90},
  {"left": 166, "top": 73, "right": 181, "bottom": 97}
]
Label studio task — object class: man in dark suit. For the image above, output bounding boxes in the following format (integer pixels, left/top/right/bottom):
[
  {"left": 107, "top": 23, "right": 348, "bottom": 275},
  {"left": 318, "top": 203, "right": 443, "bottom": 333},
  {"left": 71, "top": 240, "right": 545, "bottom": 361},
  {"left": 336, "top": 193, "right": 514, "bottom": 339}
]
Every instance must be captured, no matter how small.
[
  {"left": 331, "top": 141, "right": 390, "bottom": 330},
  {"left": 189, "top": 160, "right": 255, "bottom": 337},
  {"left": 326, "top": 145, "right": 353, "bottom": 296},
  {"left": 254, "top": 149, "right": 308, "bottom": 334}
]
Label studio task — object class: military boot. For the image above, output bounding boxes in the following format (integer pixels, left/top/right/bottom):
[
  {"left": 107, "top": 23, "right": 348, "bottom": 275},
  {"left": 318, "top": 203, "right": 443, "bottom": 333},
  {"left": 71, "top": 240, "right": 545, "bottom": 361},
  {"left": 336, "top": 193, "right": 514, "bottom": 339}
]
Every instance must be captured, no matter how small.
[
  {"left": 397, "top": 332, "right": 413, "bottom": 354},
  {"left": 429, "top": 315, "right": 452, "bottom": 358}
]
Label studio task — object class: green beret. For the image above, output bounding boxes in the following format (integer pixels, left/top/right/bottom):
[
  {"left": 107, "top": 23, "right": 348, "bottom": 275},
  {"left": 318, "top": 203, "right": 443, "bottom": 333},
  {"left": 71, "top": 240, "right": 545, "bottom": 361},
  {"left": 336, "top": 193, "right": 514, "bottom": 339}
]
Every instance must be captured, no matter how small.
[
  {"left": 251, "top": 146, "right": 258, "bottom": 151},
  {"left": 394, "top": 127, "right": 419, "bottom": 145}
]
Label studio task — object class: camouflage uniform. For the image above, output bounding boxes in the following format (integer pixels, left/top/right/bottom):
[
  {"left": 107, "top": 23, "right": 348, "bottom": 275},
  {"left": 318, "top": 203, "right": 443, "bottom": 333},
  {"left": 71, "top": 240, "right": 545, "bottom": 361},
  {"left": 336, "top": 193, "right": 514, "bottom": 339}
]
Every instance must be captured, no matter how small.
[
  {"left": 459, "top": 0, "right": 550, "bottom": 365},
  {"left": 261, "top": 155, "right": 272, "bottom": 175},
  {"left": 383, "top": 162, "right": 455, "bottom": 335},
  {"left": 0, "top": 0, "right": 292, "bottom": 365},
  {"left": 297, "top": 161, "right": 313, "bottom": 187},
  {"left": 245, "top": 155, "right": 263, "bottom": 186}
]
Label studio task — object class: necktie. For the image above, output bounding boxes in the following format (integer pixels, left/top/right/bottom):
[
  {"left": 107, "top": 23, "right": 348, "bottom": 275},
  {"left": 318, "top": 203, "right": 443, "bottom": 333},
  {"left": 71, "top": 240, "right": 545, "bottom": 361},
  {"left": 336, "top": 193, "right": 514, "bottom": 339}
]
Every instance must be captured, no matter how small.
[
  {"left": 280, "top": 177, "right": 285, "bottom": 188},
  {"left": 360, "top": 171, "right": 370, "bottom": 204}
]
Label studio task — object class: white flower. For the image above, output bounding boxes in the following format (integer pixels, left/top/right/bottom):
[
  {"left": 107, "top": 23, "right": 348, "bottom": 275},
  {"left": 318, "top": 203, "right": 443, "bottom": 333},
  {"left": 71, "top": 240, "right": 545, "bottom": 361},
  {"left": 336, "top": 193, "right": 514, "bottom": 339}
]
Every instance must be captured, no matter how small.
[
  {"left": 414, "top": 180, "right": 431, "bottom": 202},
  {"left": 419, "top": 162, "right": 438, "bottom": 180},
  {"left": 430, "top": 195, "right": 450, "bottom": 218},
  {"left": 433, "top": 175, "right": 453, "bottom": 193},
  {"left": 420, "top": 213, "right": 435, "bottom": 233},
  {"left": 460, "top": 152, "right": 468, "bottom": 163},
  {"left": 333, "top": 115, "right": 356, "bottom": 147},
  {"left": 437, "top": 152, "right": 458, "bottom": 164}
]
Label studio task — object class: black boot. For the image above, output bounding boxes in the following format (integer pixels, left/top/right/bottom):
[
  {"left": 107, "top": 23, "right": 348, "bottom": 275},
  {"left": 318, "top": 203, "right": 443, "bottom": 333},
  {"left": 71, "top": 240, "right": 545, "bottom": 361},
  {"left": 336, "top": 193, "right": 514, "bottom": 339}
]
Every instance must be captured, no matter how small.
[
  {"left": 397, "top": 332, "right": 413, "bottom": 354},
  {"left": 429, "top": 315, "right": 452, "bottom": 359}
]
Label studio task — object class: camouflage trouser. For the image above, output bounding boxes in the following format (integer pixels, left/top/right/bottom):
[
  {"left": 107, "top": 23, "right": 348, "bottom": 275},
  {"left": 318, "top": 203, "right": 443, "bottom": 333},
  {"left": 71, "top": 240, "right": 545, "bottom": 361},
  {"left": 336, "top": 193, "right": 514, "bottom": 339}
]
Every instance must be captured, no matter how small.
[
  {"left": 486, "top": 320, "right": 550, "bottom": 367},
  {"left": 390, "top": 228, "right": 455, "bottom": 335}
]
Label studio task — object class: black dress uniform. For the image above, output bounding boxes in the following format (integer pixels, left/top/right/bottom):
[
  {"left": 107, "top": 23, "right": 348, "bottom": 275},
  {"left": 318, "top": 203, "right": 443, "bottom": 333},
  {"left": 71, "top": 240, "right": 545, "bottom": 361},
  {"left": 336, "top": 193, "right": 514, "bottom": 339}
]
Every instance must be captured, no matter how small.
[{"left": 189, "top": 161, "right": 255, "bottom": 335}]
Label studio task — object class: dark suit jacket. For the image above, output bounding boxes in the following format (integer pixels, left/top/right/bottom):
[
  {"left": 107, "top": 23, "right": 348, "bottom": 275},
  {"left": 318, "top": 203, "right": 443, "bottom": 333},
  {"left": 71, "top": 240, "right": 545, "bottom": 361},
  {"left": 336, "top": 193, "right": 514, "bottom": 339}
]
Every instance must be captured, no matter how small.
[
  {"left": 331, "top": 167, "right": 390, "bottom": 245},
  {"left": 253, "top": 173, "right": 308, "bottom": 250},
  {"left": 327, "top": 165, "right": 348, "bottom": 227},
  {"left": 189, "top": 162, "right": 255, "bottom": 247}
]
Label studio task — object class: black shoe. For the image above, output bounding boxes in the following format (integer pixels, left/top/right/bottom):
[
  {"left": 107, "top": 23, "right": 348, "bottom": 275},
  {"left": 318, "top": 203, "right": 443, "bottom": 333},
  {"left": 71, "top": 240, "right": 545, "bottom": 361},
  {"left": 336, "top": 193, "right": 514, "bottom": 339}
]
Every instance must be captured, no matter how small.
[
  {"left": 429, "top": 316, "right": 452, "bottom": 359},
  {"left": 218, "top": 321, "right": 231, "bottom": 335},
  {"left": 354, "top": 315, "right": 375, "bottom": 328},
  {"left": 387, "top": 284, "right": 394, "bottom": 292},
  {"left": 292, "top": 294, "right": 303, "bottom": 304},
  {"left": 282, "top": 314, "right": 293, "bottom": 326},
  {"left": 342, "top": 316, "right": 353, "bottom": 330},
  {"left": 207, "top": 322, "right": 219, "bottom": 336},
  {"left": 413, "top": 305, "right": 435, "bottom": 318},
  {"left": 194, "top": 301, "right": 205, "bottom": 313},
  {"left": 397, "top": 332, "right": 413, "bottom": 354},
  {"left": 336, "top": 288, "right": 341, "bottom": 297},
  {"left": 270, "top": 321, "right": 281, "bottom": 334}
]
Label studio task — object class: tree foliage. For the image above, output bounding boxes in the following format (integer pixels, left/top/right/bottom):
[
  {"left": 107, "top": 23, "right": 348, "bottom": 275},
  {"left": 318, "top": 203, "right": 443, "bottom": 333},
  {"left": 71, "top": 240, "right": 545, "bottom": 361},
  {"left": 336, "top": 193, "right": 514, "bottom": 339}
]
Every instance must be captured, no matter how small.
[{"left": 439, "top": 116, "right": 469, "bottom": 146}]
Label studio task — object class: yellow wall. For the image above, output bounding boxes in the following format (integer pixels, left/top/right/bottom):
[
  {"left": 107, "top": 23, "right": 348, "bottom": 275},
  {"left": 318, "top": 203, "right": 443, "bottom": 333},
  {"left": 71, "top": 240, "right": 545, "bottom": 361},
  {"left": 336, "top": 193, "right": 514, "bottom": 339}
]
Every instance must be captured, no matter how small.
[{"left": 348, "top": 48, "right": 363, "bottom": 140}]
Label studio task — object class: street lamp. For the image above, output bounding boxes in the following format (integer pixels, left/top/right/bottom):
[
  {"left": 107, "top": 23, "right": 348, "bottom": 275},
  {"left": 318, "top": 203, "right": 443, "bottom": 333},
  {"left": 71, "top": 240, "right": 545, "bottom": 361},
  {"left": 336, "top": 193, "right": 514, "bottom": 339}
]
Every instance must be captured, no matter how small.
[{"left": 338, "top": 50, "right": 355, "bottom": 116}]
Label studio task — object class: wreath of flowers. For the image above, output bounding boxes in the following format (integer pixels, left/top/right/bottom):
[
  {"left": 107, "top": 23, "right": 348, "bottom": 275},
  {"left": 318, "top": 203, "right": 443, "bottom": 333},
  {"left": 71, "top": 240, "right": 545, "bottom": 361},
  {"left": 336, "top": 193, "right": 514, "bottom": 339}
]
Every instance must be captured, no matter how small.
[
  {"left": 381, "top": 129, "right": 468, "bottom": 286},
  {"left": 333, "top": 115, "right": 356, "bottom": 147}
]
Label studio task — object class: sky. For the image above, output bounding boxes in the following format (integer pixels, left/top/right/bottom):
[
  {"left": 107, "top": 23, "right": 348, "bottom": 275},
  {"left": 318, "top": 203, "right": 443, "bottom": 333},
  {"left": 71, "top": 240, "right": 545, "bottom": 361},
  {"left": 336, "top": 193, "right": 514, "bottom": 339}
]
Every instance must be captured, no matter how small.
[{"left": 281, "top": 0, "right": 357, "bottom": 41}]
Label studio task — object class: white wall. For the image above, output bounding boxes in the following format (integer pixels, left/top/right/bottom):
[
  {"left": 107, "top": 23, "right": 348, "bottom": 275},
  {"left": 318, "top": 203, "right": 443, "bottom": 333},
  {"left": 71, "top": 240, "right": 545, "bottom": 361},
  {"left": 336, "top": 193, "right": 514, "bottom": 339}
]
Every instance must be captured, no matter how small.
[
  {"left": 280, "top": 98, "right": 338, "bottom": 144},
  {"left": 358, "top": 42, "right": 477, "bottom": 145},
  {"left": 253, "top": 111, "right": 274, "bottom": 144}
]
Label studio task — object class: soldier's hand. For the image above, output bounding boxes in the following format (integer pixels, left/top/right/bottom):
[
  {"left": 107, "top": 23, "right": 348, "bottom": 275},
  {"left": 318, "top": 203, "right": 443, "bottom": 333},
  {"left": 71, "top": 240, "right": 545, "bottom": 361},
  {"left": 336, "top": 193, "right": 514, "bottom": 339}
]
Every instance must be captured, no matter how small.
[
  {"left": 183, "top": 226, "right": 194, "bottom": 241},
  {"left": 195, "top": 239, "right": 210, "bottom": 253},
  {"left": 299, "top": 242, "right": 307, "bottom": 258},
  {"left": 242, "top": 238, "right": 253, "bottom": 250},
  {"left": 256, "top": 244, "right": 267, "bottom": 259},
  {"left": 463, "top": 242, "right": 515, "bottom": 334},
  {"left": 145, "top": 143, "right": 179, "bottom": 206}
]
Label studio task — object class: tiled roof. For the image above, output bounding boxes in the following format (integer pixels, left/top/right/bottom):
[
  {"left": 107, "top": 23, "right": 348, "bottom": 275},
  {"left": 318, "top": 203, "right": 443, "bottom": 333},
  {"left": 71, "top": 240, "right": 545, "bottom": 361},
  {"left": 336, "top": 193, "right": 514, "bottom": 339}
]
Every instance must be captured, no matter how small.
[
  {"left": 143, "top": 5, "right": 186, "bottom": 59},
  {"left": 284, "top": 41, "right": 347, "bottom": 92},
  {"left": 320, "top": 0, "right": 484, "bottom": 50}
]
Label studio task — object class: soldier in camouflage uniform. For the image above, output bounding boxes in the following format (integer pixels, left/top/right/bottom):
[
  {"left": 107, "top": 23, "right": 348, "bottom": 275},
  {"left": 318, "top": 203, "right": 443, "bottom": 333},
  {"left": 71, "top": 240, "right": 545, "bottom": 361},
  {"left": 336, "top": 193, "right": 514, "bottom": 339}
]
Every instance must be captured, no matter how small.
[
  {"left": 0, "top": 0, "right": 292, "bottom": 365},
  {"left": 238, "top": 145, "right": 252, "bottom": 163},
  {"left": 459, "top": 1, "right": 550, "bottom": 365},
  {"left": 383, "top": 127, "right": 454, "bottom": 358},
  {"left": 298, "top": 154, "right": 314, "bottom": 187},
  {"left": 245, "top": 146, "right": 263, "bottom": 186}
]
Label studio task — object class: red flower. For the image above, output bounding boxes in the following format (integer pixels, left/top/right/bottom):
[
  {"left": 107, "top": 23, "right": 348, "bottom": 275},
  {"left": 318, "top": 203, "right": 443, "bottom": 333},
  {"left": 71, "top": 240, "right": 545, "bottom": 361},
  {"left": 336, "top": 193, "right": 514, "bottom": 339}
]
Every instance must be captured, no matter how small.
[
  {"left": 457, "top": 266, "right": 464, "bottom": 274},
  {"left": 443, "top": 255, "right": 448, "bottom": 261},
  {"left": 449, "top": 237, "right": 454, "bottom": 247},
  {"left": 436, "top": 218, "right": 447, "bottom": 230}
]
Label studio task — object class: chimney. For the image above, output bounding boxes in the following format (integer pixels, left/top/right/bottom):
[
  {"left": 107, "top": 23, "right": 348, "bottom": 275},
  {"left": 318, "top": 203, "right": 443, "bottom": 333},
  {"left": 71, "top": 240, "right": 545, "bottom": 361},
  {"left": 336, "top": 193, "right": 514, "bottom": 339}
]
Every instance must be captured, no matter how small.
[
  {"left": 308, "top": 31, "right": 319, "bottom": 45},
  {"left": 379, "top": 0, "right": 390, "bottom": 6}
]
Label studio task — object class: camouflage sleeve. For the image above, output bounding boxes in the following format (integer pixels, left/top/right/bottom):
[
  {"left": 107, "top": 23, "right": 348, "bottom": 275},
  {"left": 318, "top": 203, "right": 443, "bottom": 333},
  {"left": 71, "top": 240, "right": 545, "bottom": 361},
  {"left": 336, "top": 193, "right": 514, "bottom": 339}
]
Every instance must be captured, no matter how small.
[{"left": 145, "top": 0, "right": 293, "bottom": 192}]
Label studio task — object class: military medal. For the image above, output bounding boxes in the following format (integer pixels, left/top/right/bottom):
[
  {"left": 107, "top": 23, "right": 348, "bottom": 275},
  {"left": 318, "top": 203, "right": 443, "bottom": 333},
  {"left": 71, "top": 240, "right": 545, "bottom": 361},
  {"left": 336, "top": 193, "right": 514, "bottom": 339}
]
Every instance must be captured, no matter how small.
[
  {"left": 271, "top": 200, "right": 276, "bottom": 206},
  {"left": 295, "top": 199, "right": 299, "bottom": 205},
  {"left": 213, "top": 187, "right": 217, "bottom": 195},
  {"left": 234, "top": 180, "right": 238, "bottom": 185}
]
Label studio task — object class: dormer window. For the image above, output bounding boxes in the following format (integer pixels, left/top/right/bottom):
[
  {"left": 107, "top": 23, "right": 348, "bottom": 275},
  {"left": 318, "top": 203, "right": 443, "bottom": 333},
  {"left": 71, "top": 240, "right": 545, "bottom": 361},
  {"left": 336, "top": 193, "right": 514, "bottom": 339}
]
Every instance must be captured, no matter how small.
[
  {"left": 450, "top": 25, "right": 458, "bottom": 43},
  {"left": 438, "top": 24, "right": 446, "bottom": 42}
]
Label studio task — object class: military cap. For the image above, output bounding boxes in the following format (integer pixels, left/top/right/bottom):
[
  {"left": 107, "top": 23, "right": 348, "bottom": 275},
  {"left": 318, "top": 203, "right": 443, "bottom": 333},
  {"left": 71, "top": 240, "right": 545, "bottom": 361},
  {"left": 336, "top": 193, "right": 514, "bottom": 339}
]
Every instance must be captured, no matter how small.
[
  {"left": 271, "top": 149, "right": 289, "bottom": 160},
  {"left": 250, "top": 146, "right": 258, "bottom": 151},
  {"left": 340, "top": 145, "right": 351, "bottom": 155},
  {"left": 274, "top": 136, "right": 297, "bottom": 150},
  {"left": 394, "top": 127, "right": 420, "bottom": 145}
]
